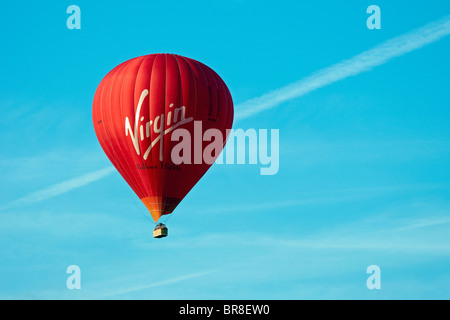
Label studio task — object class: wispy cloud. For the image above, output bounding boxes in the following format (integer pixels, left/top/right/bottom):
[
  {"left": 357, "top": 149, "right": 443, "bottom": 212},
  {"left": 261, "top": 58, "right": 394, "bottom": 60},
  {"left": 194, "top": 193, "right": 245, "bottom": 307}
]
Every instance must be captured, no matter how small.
[
  {"left": 168, "top": 213, "right": 450, "bottom": 254},
  {"left": 192, "top": 182, "right": 449, "bottom": 214},
  {"left": 392, "top": 216, "right": 450, "bottom": 232},
  {"left": 0, "top": 166, "right": 115, "bottom": 211},
  {"left": 100, "top": 269, "right": 218, "bottom": 298},
  {"left": 234, "top": 15, "right": 450, "bottom": 121}
]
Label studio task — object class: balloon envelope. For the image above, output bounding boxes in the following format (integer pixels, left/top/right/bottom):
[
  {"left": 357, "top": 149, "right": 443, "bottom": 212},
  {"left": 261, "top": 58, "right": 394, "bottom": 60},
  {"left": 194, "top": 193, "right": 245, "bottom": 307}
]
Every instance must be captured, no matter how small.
[{"left": 92, "top": 54, "right": 234, "bottom": 221}]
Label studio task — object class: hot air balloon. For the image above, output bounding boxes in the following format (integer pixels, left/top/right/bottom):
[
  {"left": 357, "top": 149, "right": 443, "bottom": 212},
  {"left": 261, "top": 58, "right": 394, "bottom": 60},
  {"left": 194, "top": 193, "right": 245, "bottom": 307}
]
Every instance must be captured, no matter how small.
[{"left": 92, "top": 54, "right": 234, "bottom": 238}]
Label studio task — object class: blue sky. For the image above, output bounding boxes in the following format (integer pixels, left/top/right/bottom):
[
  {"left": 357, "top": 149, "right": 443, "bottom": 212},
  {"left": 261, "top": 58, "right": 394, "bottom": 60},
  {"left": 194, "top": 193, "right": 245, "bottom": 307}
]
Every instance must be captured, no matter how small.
[{"left": 0, "top": 1, "right": 450, "bottom": 299}]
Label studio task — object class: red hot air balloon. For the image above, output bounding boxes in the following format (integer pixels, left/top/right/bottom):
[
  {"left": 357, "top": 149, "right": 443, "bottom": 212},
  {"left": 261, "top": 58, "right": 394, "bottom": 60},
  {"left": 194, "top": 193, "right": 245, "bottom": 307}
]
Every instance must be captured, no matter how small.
[{"left": 92, "top": 54, "right": 234, "bottom": 237}]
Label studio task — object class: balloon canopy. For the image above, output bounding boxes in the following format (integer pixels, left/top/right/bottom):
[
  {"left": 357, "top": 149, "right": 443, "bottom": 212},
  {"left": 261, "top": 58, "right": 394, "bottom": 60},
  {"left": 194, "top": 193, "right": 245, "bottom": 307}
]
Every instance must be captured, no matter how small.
[{"left": 92, "top": 54, "right": 234, "bottom": 222}]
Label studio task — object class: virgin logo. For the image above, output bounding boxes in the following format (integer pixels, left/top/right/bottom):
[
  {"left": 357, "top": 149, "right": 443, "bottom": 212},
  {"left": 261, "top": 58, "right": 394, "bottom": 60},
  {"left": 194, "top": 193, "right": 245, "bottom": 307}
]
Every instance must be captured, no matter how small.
[
  {"left": 124, "top": 89, "right": 193, "bottom": 161},
  {"left": 124, "top": 90, "right": 279, "bottom": 175}
]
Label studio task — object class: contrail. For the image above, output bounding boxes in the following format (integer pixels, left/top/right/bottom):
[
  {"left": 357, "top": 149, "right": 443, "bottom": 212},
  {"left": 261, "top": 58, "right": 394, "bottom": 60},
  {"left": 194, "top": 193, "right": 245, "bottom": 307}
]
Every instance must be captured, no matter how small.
[
  {"left": 0, "top": 166, "right": 115, "bottom": 211},
  {"left": 6, "top": 16, "right": 448, "bottom": 205},
  {"left": 234, "top": 15, "right": 450, "bottom": 121}
]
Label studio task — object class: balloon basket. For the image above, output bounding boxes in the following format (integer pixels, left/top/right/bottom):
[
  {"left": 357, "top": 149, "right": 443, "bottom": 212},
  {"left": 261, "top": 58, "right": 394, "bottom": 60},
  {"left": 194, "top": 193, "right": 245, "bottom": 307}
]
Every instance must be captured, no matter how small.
[{"left": 153, "top": 224, "right": 168, "bottom": 238}]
